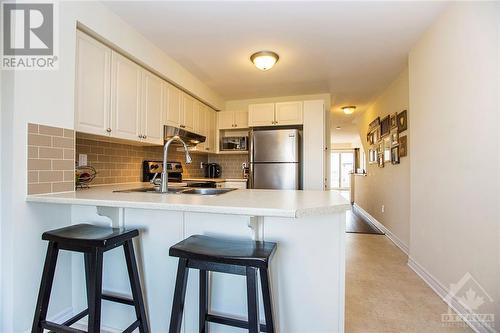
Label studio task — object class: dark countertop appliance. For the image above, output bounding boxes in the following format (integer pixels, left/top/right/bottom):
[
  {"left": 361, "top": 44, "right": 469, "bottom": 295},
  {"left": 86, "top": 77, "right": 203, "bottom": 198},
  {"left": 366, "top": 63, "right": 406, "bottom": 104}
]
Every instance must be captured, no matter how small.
[
  {"left": 220, "top": 136, "right": 248, "bottom": 151},
  {"left": 143, "top": 160, "right": 217, "bottom": 188},
  {"left": 204, "top": 163, "right": 222, "bottom": 178}
]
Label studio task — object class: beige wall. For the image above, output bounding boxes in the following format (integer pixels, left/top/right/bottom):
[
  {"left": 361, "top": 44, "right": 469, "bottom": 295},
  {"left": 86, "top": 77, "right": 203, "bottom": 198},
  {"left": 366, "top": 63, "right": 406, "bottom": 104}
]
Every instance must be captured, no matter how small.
[
  {"left": 354, "top": 67, "right": 410, "bottom": 248},
  {"left": 409, "top": 2, "right": 499, "bottom": 324}
]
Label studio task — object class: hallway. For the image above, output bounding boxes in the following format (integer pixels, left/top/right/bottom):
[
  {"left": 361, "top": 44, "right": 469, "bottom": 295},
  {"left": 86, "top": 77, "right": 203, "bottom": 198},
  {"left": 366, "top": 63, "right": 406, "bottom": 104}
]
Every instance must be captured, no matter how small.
[{"left": 345, "top": 234, "right": 472, "bottom": 333}]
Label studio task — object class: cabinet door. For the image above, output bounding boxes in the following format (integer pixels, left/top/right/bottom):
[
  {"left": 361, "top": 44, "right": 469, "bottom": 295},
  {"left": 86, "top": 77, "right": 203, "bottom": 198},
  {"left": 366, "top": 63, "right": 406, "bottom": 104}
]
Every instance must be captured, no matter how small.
[
  {"left": 165, "top": 84, "right": 182, "bottom": 127},
  {"left": 275, "top": 101, "right": 303, "bottom": 125},
  {"left": 233, "top": 110, "right": 248, "bottom": 129},
  {"left": 110, "top": 51, "right": 142, "bottom": 141},
  {"left": 75, "top": 31, "right": 111, "bottom": 136},
  {"left": 248, "top": 103, "right": 275, "bottom": 127},
  {"left": 142, "top": 71, "right": 164, "bottom": 144},
  {"left": 205, "top": 108, "right": 217, "bottom": 153},
  {"left": 192, "top": 100, "right": 203, "bottom": 134},
  {"left": 224, "top": 181, "right": 247, "bottom": 189},
  {"left": 182, "top": 94, "right": 195, "bottom": 131},
  {"left": 197, "top": 105, "right": 208, "bottom": 150},
  {"left": 218, "top": 111, "right": 234, "bottom": 130}
]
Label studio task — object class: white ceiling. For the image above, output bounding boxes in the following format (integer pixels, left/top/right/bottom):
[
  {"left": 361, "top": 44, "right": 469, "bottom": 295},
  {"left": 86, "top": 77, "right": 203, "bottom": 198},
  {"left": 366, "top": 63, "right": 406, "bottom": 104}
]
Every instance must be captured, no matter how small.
[{"left": 103, "top": 1, "right": 446, "bottom": 141}]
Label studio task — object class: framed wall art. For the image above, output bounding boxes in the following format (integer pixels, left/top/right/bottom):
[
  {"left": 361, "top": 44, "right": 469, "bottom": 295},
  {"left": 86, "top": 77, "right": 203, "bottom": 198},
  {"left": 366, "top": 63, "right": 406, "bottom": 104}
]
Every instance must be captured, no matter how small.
[
  {"left": 399, "top": 135, "right": 407, "bottom": 157},
  {"left": 390, "top": 113, "right": 398, "bottom": 129},
  {"left": 391, "top": 146, "right": 400, "bottom": 164},
  {"left": 383, "top": 137, "right": 391, "bottom": 162},
  {"left": 380, "top": 115, "right": 391, "bottom": 137},
  {"left": 368, "top": 117, "right": 380, "bottom": 132},
  {"left": 397, "top": 110, "right": 408, "bottom": 132},
  {"left": 391, "top": 129, "right": 399, "bottom": 146}
]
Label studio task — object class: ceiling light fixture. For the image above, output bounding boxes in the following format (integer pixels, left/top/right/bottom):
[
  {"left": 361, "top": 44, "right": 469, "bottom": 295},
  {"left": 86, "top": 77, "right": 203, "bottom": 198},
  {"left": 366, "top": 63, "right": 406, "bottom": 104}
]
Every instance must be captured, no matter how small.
[
  {"left": 336, "top": 126, "right": 341, "bottom": 130},
  {"left": 342, "top": 106, "right": 356, "bottom": 115},
  {"left": 250, "top": 51, "right": 279, "bottom": 71}
]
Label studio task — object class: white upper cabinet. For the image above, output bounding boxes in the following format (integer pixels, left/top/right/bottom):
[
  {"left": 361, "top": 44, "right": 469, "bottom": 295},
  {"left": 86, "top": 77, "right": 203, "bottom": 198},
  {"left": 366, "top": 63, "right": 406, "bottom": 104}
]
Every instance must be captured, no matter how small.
[
  {"left": 203, "top": 108, "right": 217, "bottom": 153},
  {"left": 219, "top": 110, "right": 249, "bottom": 129},
  {"left": 110, "top": 51, "right": 142, "bottom": 141},
  {"left": 193, "top": 100, "right": 203, "bottom": 135},
  {"left": 75, "top": 31, "right": 111, "bottom": 136},
  {"left": 164, "top": 84, "right": 182, "bottom": 128},
  {"left": 248, "top": 103, "right": 275, "bottom": 127},
  {"left": 141, "top": 71, "right": 164, "bottom": 144},
  {"left": 182, "top": 93, "right": 195, "bottom": 131},
  {"left": 275, "top": 101, "right": 303, "bottom": 125}
]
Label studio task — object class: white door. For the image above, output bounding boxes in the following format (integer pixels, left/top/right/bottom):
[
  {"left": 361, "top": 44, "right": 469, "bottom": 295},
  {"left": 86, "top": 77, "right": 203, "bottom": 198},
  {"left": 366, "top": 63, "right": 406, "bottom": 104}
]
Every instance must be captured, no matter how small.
[
  {"left": 110, "top": 51, "right": 142, "bottom": 141},
  {"left": 142, "top": 71, "right": 164, "bottom": 145},
  {"left": 248, "top": 103, "right": 275, "bottom": 127},
  {"left": 275, "top": 101, "right": 303, "bottom": 125},
  {"left": 218, "top": 111, "right": 234, "bottom": 129},
  {"left": 182, "top": 93, "right": 195, "bottom": 131},
  {"left": 75, "top": 31, "right": 111, "bottom": 136},
  {"left": 234, "top": 110, "right": 249, "bottom": 129},
  {"left": 164, "top": 84, "right": 182, "bottom": 128}
]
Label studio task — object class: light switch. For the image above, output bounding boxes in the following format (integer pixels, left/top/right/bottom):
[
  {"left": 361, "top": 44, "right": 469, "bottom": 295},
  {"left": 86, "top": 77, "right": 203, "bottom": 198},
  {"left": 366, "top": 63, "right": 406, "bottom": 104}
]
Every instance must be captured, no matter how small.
[{"left": 79, "top": 154, "right": 87, "bottom": 166}]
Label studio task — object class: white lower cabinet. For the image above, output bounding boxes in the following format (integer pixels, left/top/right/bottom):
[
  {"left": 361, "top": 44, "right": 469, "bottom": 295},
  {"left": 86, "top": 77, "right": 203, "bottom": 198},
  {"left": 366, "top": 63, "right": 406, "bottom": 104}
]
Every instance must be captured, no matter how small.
[{"left": 216, "top": 181, "right": 247, "bottom": 189}]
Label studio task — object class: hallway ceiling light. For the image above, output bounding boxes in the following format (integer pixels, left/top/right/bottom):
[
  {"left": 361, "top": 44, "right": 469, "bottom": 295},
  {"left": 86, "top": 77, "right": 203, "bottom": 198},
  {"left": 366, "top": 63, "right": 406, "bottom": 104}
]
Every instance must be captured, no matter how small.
[
  {"left": 342, "top": 106, "right": 356, "bottom": 115},
  {"left": 336, "top": 126, "right": 341, "bottom": 130},
  {"left": 250, "top": 51, "right": 279, "bottom": 71}
]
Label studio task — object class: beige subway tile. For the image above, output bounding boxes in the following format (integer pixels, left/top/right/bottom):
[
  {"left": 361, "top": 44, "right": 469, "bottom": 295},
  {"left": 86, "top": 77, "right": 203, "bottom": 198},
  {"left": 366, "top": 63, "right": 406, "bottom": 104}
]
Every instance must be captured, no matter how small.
[
  {"left": 52, "top": 137, "right": 74, "bottom": 149},
  {"left": 28, "top": 134, "right": 52, "bottom": 147},
  {"left": 64, "top": 129, "right": 75, "bottom": 138},
  {"left": 28, "top": 171, "right": 39, "bottom": 183},
  {"left": 52, "top": 159, "right": 74, "bottom": 170},
  {"left": 39, "top": 125, "right": 64, "bottom": 137},
  {"left": 28, "top": 146, "right": 39, "bottom": 158},
  {"left": 64, "top": 149, "right": 75, "bottom": 160},
  {"left": 39, "top": 147, "right": 64, "bottom": 159},
  {"left": 28, "top": 183, "right": 52, "bottom": 195},
  {"left": 97, "top": 155, "right": 110, "bottom": 162},
  {"left": 28, "top": 159, "right": 51, "bottom": 170},
  {"left": 52, "top": 182, "right": 74, "bottom": 193},
  {"left": 39, "top": 171, "right": 64, "bottom": 182},
  {"left": 90, "top": 146, "right": 105, "bottom": 154},
  {"left": 64, "top": 170, "right": 75, "bottom": 182},
  {"left": 28, "top": 123, "right": 39, "bottom": 134}
]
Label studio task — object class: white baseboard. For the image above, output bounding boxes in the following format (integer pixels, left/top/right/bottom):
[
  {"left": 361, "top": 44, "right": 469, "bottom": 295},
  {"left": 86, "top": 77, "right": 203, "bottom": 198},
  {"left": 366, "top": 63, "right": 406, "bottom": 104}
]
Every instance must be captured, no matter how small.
[
  {"left": 408, "top": 258, "right": 496, "bottom": 333},
  {"left": 47, "top": 307, "right": 121, "bottom": 333},
  {"left": 352, "top": 203, "right": 409, "bottom": 255}
]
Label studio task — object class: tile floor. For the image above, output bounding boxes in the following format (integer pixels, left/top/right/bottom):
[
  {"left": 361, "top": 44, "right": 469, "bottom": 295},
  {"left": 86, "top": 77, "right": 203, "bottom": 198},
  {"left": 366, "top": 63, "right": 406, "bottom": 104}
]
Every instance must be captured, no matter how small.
[{"left": 345, "top": 233, "right": 473, "bottom": 333}]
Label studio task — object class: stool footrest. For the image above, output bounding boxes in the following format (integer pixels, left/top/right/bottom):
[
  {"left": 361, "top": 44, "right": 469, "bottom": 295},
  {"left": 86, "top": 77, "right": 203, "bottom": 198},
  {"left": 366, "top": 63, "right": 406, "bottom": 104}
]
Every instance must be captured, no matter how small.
[
  {"left": 102, "top": 293, "right": 135, "bottom": 306},
  {"left": 61, "top": 309, "right": 89, "bottom": 327},
  {"left": 40, "top": 320, "right": 87, "bottom": 333},
  {"left": 122, "top": 319, "right": 140, "bottom": 333},
  {"left": 206, "top": 314, "right": 267, "bottom": 332}
]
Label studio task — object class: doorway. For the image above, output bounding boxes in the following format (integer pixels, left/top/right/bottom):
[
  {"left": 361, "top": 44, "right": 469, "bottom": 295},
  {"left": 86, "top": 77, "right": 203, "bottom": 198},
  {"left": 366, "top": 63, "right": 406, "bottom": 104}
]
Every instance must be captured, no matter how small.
[{"left": 330, "top": 151, "right": 354, "bottom": 190}]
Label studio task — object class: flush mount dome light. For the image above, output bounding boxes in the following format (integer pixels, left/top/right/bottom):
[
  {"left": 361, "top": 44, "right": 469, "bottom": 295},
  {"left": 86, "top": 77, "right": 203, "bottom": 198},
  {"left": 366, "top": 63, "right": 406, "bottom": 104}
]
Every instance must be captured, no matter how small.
[
  {"left": 342, "top": 106, "right": 356, "bottom": 115},
  {"left": 250, "top": 51, "right": 279, "bottom": 71}
]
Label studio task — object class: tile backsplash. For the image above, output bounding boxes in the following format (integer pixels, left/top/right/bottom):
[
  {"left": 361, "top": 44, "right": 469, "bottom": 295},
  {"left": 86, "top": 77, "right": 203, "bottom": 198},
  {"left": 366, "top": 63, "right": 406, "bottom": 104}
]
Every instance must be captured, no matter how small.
[
  {"left": 209, "top": 154, "right": 248, "bottom": 179},
  {"left": 75, "top": 133, "right": 207, "bottom": 185},
  {"left": 27, "top": 123, "right": 75, "bottom": 194}
]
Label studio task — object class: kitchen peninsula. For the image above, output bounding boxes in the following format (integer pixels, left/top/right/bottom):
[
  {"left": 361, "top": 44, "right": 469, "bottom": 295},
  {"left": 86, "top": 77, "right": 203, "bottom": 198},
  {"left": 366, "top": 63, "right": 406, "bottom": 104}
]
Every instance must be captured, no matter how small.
[{"left": 27, "top": 184, "right": 349, "bottom": 332}]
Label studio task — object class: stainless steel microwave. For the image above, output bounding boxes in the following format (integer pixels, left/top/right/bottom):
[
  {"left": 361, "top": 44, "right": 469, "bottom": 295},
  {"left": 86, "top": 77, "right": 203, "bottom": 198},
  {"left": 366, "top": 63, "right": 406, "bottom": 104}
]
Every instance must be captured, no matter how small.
[{"left": 220, "top": 136, "right": 248, "bottom": 151}]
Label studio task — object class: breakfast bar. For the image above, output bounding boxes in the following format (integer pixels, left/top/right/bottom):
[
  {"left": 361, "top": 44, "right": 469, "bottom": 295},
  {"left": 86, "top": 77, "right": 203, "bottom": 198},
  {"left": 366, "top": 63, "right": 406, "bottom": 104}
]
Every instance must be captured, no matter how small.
[{"left": 27, "top": 185, "right": 350, "bottom": 332}]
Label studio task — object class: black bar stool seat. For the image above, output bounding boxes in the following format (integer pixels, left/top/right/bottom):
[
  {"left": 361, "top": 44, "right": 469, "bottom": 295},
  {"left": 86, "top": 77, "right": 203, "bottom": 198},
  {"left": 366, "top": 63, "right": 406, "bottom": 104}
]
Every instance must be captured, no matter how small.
[
  {"left": 32, "top": 224, "right": 149, "bottom": 333},
  {"left": 168, "top": 235, "right": 277, "bottom": 333}
]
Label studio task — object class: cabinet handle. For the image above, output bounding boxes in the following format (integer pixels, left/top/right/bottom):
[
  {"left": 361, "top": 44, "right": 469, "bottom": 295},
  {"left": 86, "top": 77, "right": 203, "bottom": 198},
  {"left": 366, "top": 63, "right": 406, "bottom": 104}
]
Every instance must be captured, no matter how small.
[
  {"left": 206, "top": 147, "right": 209, "bottom": 151},
  {"left": 180, "top": 124, "right": 186, "bottom": 128},
  {"left": 106, "top": 128, "right": 112, "bottom": 133},
  {"left": 138, "top": 134, "right": 142, "bottom": 138},
  {"left": 143, "top": 135, "right": 147, "bottom": 139},
  {"left": 234, "top": 124, "right": 237, "bottom": 128}
]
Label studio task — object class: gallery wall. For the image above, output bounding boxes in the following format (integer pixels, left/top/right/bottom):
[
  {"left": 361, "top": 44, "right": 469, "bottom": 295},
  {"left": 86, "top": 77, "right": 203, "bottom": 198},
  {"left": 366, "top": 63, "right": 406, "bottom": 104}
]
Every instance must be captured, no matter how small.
[{"left": 353, "top": 67, "right": 410, "bottom": 249}]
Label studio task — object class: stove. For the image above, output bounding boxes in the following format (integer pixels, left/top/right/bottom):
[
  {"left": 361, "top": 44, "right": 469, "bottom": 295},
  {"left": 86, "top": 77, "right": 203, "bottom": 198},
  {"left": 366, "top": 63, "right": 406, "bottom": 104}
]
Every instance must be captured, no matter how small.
[{"left": 142, "top": 161, "right": 216, "bottom": 188}]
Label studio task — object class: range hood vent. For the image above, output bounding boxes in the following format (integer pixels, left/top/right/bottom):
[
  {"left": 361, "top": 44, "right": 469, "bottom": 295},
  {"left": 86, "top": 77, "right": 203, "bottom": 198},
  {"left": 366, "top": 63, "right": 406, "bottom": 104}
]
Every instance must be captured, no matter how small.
[{"left": 164, "top": 125, "right": 205, "bottom": 147}]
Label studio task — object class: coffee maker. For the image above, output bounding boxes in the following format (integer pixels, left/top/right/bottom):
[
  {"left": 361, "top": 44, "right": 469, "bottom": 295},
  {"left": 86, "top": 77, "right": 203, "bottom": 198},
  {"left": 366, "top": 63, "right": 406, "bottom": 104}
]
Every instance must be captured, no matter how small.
[{"left": 204, "top": 163, "right": 221, "bottom": 178}]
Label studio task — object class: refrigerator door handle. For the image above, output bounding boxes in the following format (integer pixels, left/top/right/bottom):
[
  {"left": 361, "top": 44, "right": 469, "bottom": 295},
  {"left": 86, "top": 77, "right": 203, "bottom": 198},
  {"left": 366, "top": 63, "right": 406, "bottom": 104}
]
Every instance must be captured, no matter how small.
[{"left": 249, "top": 130, "right": 254, "bottom": 188}]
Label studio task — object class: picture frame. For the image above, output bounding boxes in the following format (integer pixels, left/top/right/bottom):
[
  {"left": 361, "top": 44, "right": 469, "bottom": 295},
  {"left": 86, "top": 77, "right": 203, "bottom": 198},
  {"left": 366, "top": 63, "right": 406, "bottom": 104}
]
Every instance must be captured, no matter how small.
[
  {"left": 372, "top": 127, "right": 381, "bottom": 144},
  {"left": 368, "top": 148, "right": 378, "bottom": 164},
  {"left": 399, "top": 135, "right": 408, "bottom": 157},
  {"left": 390, "top": 113, "right": 398, "bottom": 129},
  {"left": 383, "top": 137, "right": 391, "bottom": 162},
  {"left": 380, "top": 115, "right": 391, "bottom": 137},
  {"left": 378, "top": 153, "right": 384, "bottom": 168},
  {"left": 391, "top": 129, "right": 399, "bottom": 146},
  {"left": 397, "top": 110, "right": 408, "bottom": 133},
  {"left": 368, "top": 117, "right": 380, "bottom": 132},
  {"left": 391, "top": 146, "right": 400, "bottom": 164}
]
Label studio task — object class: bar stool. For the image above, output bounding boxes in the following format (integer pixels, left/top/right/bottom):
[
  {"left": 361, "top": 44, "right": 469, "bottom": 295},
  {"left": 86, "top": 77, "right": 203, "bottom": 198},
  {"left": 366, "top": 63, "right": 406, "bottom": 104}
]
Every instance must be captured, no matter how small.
[
  {"left": 31, "top": 223, "right": 150, "bottom": 333},
  {"left": 168, "top": 235, "right": 277, "bottom": 333}
]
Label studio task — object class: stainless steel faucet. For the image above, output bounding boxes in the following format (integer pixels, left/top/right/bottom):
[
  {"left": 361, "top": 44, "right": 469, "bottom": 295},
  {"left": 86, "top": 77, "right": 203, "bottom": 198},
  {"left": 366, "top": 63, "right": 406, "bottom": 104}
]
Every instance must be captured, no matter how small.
[{"left": 160, "top": 135, "right": 192, "bottom": 193}]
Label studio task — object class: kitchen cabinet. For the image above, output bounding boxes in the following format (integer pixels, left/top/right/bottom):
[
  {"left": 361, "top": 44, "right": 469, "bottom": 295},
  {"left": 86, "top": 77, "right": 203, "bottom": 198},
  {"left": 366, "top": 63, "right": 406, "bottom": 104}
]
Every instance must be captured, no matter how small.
[
  {"left": 248, "top": 103, "right": 275, "bottom": 126},
  {"left": 182, "top": 93, "right": 195, "bottom": 131},
  {"left": 303, "top": 100, "right": 328, "bottom": 190},
  {"left": 75, "top": 31, "right": 111, "bottom": 136},
  {"left": 216, "top": 181, "right": 247, "bottom": 189},
  {"left": 218, "top": 110, "right": 249, "bottom": 129},
  {"left": 110, "top": 51, "right": 142, "bottom": 141},
  {"left": 201, "top": 107, "right": 217, "bottom": 153},
  {"left": 141, "top": 71, "right": 164, "bottom": 144},
  {"left": 197, "top": 104, "right": 208, "bottom": 150},
  {"left": 164, "top": 84, "right": 182, "bottom": 128},
  {"left": 275, "top": 101, "right": 303, "bottom": 125}
]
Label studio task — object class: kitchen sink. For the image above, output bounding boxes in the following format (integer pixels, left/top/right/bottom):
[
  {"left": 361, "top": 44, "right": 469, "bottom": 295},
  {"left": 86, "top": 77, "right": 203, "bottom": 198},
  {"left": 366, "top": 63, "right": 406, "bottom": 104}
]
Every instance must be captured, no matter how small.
[{"left": 114, "top": 187, "right": 236, "bottom": 195}]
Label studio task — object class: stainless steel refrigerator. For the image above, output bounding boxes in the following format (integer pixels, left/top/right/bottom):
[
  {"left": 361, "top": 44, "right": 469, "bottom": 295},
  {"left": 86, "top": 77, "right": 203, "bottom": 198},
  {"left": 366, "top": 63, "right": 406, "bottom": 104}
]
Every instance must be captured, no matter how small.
[{"left": 249, "top": 128, "right": 302, "bottom": 190}]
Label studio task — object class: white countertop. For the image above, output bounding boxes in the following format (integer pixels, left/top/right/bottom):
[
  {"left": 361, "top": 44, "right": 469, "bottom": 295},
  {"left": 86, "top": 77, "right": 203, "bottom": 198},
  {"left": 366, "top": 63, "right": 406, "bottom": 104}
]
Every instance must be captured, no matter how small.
[
  {"left": 26, "top": 183, "right": 350, "bottom": 218},
  {"left": 183, "top": 178, "right": 248, "bottom": 183}
]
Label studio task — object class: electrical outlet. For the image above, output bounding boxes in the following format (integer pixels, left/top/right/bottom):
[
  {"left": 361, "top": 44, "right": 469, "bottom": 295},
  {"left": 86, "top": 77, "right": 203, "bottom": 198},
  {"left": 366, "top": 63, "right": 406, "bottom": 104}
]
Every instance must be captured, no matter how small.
[
  {"left": 200, "top": 162, "right": 205, "bottom": 169},
  {"left": 78, "top": 154, "right": 87, "bottom": 167},
  {"left": 242, "top": 162, "right": 247, "bottom": 169},
  {"left": 381, "top": 205, "right": 385, "bottom": 213}
]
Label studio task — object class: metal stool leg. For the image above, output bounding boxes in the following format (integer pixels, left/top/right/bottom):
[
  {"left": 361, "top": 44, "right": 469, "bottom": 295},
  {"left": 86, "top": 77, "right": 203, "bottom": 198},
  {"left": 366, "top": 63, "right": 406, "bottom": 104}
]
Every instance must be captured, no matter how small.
[
  {"left": 124, "top": 239, "right": 150, "bottom": 333},
  {"left": 260, "top": 268, "right": 275, "bottom": 333},
  {"left": 169, "top": 258, "right": 189, "bottom": 333},
  {"left": 246, "top": 267, "right": 260, "bottom": 333},
  {"left": 87, "top": 249, "right": 103, "bottom": 333},
  {"left": 31, "top": 241, "right": 59, "bottom": 333},
  {"left": 199, "top": 269, "right": 208, "bottom": 333}
]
